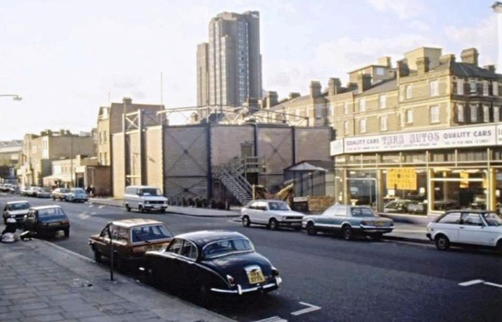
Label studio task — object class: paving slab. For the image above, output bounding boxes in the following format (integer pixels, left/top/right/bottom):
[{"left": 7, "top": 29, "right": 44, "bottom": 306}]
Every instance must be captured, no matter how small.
[{"left": 0, "top": 239, "right": 233, "bottom": 322}]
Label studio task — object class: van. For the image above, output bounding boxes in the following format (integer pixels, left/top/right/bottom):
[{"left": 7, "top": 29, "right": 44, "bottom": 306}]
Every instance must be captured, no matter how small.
[{"left": 124, "top": 186, "right": 168, "bottom": 213}]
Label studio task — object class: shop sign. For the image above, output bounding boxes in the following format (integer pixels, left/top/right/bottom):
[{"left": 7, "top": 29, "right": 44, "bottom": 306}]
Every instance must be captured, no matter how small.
[
  {"left": 330, "top": 139, "right": 344, "bottom": 156},
  {"left": 387, "top": 168, "right": 417, "bottom": 191},
  {"left": 333, "top": 124, "right": 498, "bottom": 155}
]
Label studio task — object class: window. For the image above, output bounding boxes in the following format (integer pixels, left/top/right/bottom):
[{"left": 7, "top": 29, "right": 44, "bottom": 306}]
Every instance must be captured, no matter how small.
[
  {"left": 406, "top": 109, "right": 413, "bottom": 124},
  {"left": 457, "top": 79, "right": 464, "bottom": 95},
  {"left": 360, "top": 118, "right": 367, "bottom": 133},
  {"left": 380, "top": 115, "right": 388, "bottom": 131},
  {"left": 457, "top": 104, "right": 465, "bottom": 123},
  {"left": 430, "top": 105, "right": 440, "bottom": 123},
  {"left": 430, "top": 80, "right": 439, "bottom": 97},
  {"left": 483, "top": 81, "right": 489, "bottom": 96},
  {"left": 344, "top": 121, "right": 349, "bottom": 135},
  {"left": 470, "top": 104, "right": 478, "bottom": 122},
  {"left": 405, "top": 85, "right": 413, "bottom": 99},
  {"left": 376, "top": 67, "right": 384, "bottom": 76},
  {"left": 334, "top": 206, "right": 347, "bottom": 217},
  {"left": 494, "top": 81, "right": 499, "bottom": 96},
  {"left": 462, "top": 213, "right": 483, "bottom": 226},
  {"left": 344, "top": 102, "right": 349, "bottom": 114},
  {"left": 470, "top": 79, "right": 477, "bottom": 93},
  {"left": 495, "top": 106, "right": 501, "bottom": 122},
  {"left": 483, "top": 104, "right": 490, "bottom": 123},
  {"left": 168, "top": 239, "right": 184, "bottom": 254},
  {"left": 359, "top": 98, "right": 366, "bottom": 112},
  {"left": 180, "top": 240, "right": 198, "bottom": 260},
  {"left": 438, "top": 213, "right": 461, "bottom": 224},
  {"left": 315, "top": 105, "right": 322, "bottom": 119},
  {"left": 379, "top": 95, "right": 387, "bottom": 108}
]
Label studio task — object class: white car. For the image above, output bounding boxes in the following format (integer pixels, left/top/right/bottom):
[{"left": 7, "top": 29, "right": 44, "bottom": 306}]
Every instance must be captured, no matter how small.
[
  {"left": 240, "top": 200, "right": 304, "bottom": 230},
  {"left": 3, "top": 200, "right": 31, "bottom": 224},
  {"left": 427, "top": 210, "right": 502, "bottom": 253},
  {"left": 124, "top": 186, "right": 168, "bottom": 213}
]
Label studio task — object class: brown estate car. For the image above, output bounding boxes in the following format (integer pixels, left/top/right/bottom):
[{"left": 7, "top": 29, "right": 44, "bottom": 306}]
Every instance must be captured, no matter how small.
[{"left": 88, "top": 219, "right": 173, "bottom": 268}]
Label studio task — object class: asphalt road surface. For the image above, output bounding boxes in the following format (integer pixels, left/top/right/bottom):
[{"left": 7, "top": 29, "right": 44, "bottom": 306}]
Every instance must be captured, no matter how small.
[{"left": 2, "top": 194, "right": 502, "bottom": 322}]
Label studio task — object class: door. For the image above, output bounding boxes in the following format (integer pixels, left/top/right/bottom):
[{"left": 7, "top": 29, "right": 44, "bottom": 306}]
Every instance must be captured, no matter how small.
[
  {"left": 459, "top": 213, "right": 491, "bottom": 246},
  {"left": 244, "top": 201, "right": 258, "bottom": 222},
  {"left": 155, "top": 238, "right": 184, "bottom": 285},
  {"left": 94, "top": 224, "right": 113, "bottom": 256},
  {"left": 177, "top": 240, "right": 199, "bottom": 289},
  {"left": 434, "top": 212, "right": 461, "bottom": 243},
  {"left": 255, "top": 201, "right": 269, "bottom": 224},
  {"left": 316, "top": 206, "right": 341, "bottom": 231}
]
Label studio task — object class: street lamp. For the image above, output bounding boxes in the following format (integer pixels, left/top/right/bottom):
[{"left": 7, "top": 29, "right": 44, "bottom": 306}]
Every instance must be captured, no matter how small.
[{"left": 0, "top": 94, "right": 22, "bottom": 101}]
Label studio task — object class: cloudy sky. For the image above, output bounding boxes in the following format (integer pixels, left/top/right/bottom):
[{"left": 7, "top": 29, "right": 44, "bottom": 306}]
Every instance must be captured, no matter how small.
[{"left": 0, "top": 0, "right": 499, "bottom": 140}]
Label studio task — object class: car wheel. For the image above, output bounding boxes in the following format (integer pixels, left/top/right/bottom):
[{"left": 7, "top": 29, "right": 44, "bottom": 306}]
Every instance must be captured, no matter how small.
[
  {"left": 435, "top": 235, "right": 450, "bottom": 251},
  {"left": 125, "top": 204, "right": 131, "bottom": 212},
  {"left": 306, "top": 222, "right": 317, "bottom": 236},
  {"left": 342, "top": 225, "right": 353, "bottom": 241},
  {"left": 242, "top": 216, "right": 251, "bottom": 227},
  {"left": 94, "top": 249, "right": 102, "bottom": 263},
  {"left": 63, "top": 228, "right": 70, "bottom": 238},
  {"left": 497, "top": 241, "right": 502, "bottom": 255},
  {"left": 269, "top": 218, "right": 279, "bottom": 231}
]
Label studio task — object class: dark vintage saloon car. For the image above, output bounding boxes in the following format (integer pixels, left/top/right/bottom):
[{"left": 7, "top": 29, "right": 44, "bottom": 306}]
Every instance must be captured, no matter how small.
[
  {"left": 23, "top": 206, "right": 70, "bottom": 237},
  {"left": 88, "top": 219, "right": 173, "bottom": 268},
  {"left": 144, "top": 231, "right": 281, "bottom": 296}
]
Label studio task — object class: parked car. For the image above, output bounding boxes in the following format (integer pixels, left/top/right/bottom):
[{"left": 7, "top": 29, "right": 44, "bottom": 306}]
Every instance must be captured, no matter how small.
[
  {"left": 144, "top": 231, "right": 281, "bottom": 296},
  {"left": 123, "top": 186, "right": 168, "bottom": 213},
  {"left": 23, "top": 205, "right": 70, "bottom": 238},
  {"left": 383, "top": 199, "right": 420, "bottom": 214},
  {"left": 88, "top": 219, "right": 173, "bottom": 267},
  {"left": 427, "top": 210, "right": 502, "bottom": 253},
  {"left": 20, "top": 186, "right": 31, "bottom": 196},
  {"left": 8, "top": 185, "right": 19, "bottom": 194},
  {"left": 52, "top": 188, "right": 71, "bottom": 201},
  {"left": 240, "top": 200, "right": 304, "bottom": 230},
  {"left": 66, "top": 188, "right": 89, "bottom": 203},
  {"left": 2, "top": 200, "right": 31, "bottom": 224},
  {"left": 36, "top": 188, "right": 52, "bottom": 198},
  {"left": 26, "top": 187, "right": 41, "bottom": 197},
  {"left": 302, "top": 205, "right": 394, "bottom": 240}
]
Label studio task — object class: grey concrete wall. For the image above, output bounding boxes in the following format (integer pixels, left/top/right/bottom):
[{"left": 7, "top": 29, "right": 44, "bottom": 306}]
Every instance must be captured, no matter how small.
[
  {"left": 211, "top": 125, "right": 254, "bottom": 166},
  {"left": 295, "top": 127, "right": 331, "bottom": 162}
]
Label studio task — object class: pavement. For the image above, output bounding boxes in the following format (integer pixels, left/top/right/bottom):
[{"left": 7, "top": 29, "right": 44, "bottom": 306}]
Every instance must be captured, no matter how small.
[{"left": 0, "top": 238, "right": 233, "bottom": 322}]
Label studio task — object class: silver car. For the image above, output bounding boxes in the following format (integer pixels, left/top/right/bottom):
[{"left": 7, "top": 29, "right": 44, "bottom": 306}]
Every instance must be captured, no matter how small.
[
  {"left": 240, "top": 200, "right": 304, "bottom": 230},
  {"left": 302, "top": 205, "right": 394, "bottom": 240}
]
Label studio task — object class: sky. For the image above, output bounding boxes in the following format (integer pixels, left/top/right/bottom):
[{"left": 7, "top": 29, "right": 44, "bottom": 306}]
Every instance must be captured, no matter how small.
[{"left": 0, "top": 0, "right": 499, "bottom": 140}]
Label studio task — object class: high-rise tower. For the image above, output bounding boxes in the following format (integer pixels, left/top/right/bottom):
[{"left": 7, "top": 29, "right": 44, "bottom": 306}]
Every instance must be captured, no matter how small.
[{"left": 197, "top": 11, "right": 262, "bottom": 107}]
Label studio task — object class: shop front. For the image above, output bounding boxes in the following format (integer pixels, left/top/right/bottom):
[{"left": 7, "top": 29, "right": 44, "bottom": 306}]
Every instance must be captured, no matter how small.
[{"left": 332, "top": 124, "right": 502, "bottom": 216}]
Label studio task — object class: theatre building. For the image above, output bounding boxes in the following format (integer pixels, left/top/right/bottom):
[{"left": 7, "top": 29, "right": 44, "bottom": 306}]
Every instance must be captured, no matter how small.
[{"left": 330, "top": 47, "right": 502, "bottom": 216}]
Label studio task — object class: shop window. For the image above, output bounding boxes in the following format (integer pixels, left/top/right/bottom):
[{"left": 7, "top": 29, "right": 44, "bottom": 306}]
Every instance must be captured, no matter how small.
[
  {"left": 335, "top": 156, "right": 346, "bottom": 165},
  {"left": 403, "top": 152, "right": 426, "bottom": 163},
  {"left": 347, "top": 154, "right": 362, "bottom": 164},
  {"left": 431, "top": 170, "right": 487, "bottom": 211},
  {"left": 431, "top": 150, "right": 455, "bottom": 162},
  {"left": 348, "top": 170, "right": 377, "bottom": 208},
  {"left": 457, "top": 150, "right": 487, "bottom": 162},
  {"left": 380, "top": 153, "right": 400, "bottom": 163},
  {"left": 362, "top": 154, "right": 377, "bottom": 164},
  {"left": 382, "top": 169, "right": 427, "bottom": 215}
]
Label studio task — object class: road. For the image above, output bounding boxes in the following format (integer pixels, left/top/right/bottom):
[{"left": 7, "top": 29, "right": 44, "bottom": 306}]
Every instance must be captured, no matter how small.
[{"left": 2, "top": 194, "right": 502, "bottom": 322}]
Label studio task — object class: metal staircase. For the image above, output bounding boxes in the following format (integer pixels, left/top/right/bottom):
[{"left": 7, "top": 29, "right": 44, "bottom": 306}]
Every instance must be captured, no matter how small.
[{"left": 213, "top": 156, "right": 263, "bottom": 205}]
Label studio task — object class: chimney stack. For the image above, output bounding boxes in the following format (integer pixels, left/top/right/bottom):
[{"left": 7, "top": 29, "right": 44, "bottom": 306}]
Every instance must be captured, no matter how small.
[
  {"left": 266, "top": 91, "right": 278, "bottom": 108},
  {"left": 310, "top": 81, "right": 322, "bottom": 99},
  {"left": 378, "top": 56, "right": 392, "bottom": 67},
  {"left": 356, "top": 74, "right": 372, "bottom": 93},
  {"left": 439, "top": 54, "right": 456, "bottom": 65},
  {"left": 461, "top": 48, "right": 479, "bottom": 66},
  {"left": 484, "top": 64, "right": 496, "bottom": 73},
  {"left": 289, "top": 92, "right": 301, "bottom": 100},
  {"left": 123, "top": 97, "right": 132, "bottom": 105},
  {"left": 416, "top": 56, "right": 430, "bottom": 75},
  {"left": 328, "top": 78, "right": 342, "bottom": 96},
  {"left": 396, "top": 60, "right": 410, "bottom": 79}
]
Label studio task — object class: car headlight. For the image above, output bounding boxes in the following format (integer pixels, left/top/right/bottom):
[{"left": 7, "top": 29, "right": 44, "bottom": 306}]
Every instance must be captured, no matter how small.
[{"left": 271, "top": 267, "right": 280, "bottom": 277}]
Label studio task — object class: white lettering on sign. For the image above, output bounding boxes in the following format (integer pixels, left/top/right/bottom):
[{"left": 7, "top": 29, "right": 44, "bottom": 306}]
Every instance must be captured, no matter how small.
[{"left": 331, "top": 124, "right": 501, "bottom": 155}]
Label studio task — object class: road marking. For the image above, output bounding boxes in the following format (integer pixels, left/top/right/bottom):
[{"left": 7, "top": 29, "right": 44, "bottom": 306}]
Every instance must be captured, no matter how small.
[
  {"left": 291, "top": 302, "right": 321, "bottom": 316},
  {"left": 484, "top": 282, "right": 502, "bottom": 289},
  {"left": 91, "top": 212, "right": 97, "bottom": 215},
  {"left": 254, "top": 316, "right": 287, "bottom": 322},
  {"left": 78, "top": 213, "right": 90, "bottom": 220},
  {"left": 459, "top": 279, "right": 485, "bottom": 287},
  {"left": 98, "top": 205, "right": 104, "bottom": 209},
  {"left": 88, "top": 205, "right": 93, "bottom": 208}
]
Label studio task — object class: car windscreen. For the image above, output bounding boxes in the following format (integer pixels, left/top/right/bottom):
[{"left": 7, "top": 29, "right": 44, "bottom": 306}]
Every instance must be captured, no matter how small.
[
  {"left": 351, "top": 207, "right": 376, "bottom": 217},
  {"left": 73, "top": 189, "right": 85, "bottom": 194},
  {"left": 483, "top": 213, "right": 502, "bottom": 227},
  {"left": 9, "top": 203, "right": 30, "bottom": 211},
  {"left": 139, "top": 188, "right": 161, "bottom": 196},
  {"left": 203, "top": 238, "right": 254, "bottom": 259},
  {"left": 268, "top": 201, "right": 290, "bottom": 211},
  {"left": 38, "top": 208, "right": 67, "bottom": 221},
  {"left": 131, "top": 225, "right": 172, "bottom": 243}
]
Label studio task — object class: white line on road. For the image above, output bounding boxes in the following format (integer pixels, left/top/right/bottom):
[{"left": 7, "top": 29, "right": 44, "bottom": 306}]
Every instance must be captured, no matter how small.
[
  {"left": 291, "top": 302, "right": 321, "bottom": 316},
  {"left": 484, "top": 282, "right": 502, "bottom": 289},
  {"left": 254, "top": 316, "right": 287, "bottom": 322},
  {"left": 98, "top": 205, "right": 104, "bottom": 209},
  {"left": 88, "top": 205, "right": 93, "bottom": 208},
  {"left": 459, "top": 279, "right": 485, "bottom": 287}
]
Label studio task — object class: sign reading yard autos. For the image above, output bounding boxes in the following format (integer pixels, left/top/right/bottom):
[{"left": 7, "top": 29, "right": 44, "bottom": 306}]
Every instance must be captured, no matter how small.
[{"left": 331, "top": 124, "right": 502, "bottom": 156}]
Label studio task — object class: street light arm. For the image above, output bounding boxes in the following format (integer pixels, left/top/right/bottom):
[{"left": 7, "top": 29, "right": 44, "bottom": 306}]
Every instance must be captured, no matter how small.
[{"left": 0, "top": 94, "right": 22, "bottom": 101}]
